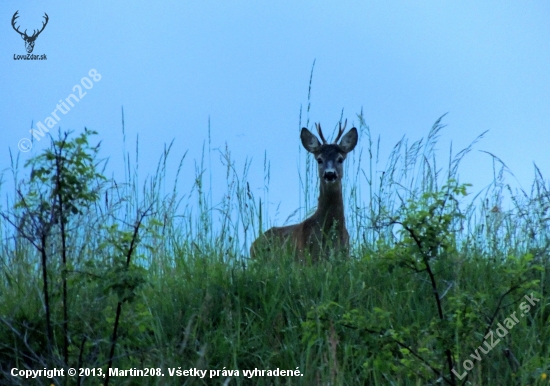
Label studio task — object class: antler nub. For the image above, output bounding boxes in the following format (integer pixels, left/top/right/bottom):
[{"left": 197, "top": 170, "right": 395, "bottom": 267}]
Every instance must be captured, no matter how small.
[
  {"left": 315, "top": 123, "right": 327, "bottom": 144},
  {"left": 333, "top": 119, "right": 347, "bottom": 144}
]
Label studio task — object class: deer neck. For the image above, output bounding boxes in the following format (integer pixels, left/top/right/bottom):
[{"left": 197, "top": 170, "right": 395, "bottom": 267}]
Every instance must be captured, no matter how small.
[{"left": 314, "top": 181, "right": 345, "bottom": 229}]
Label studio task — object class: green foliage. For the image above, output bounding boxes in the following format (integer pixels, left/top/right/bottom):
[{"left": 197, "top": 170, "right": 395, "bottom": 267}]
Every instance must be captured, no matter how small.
[
  {"left": 0, "top": 123, "right": 549, "bottom": 385},
  {"left": 15, "top": 128, "right": 104, "bottom": 221},
  {"left": 396, "top": 181, "right": 466, "bottom": 262}
]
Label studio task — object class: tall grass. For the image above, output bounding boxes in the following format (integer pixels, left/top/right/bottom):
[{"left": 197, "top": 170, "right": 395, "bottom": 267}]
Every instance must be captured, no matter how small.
[{"left": 0, "top": 111, "right": 548, "bottom": 385}]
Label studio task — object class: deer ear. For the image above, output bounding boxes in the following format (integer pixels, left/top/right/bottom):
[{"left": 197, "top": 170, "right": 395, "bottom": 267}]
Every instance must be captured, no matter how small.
[
  {"left": 339, "top": 127, "right": 358, "bottom": 153},
  {"left": 300, "top": 128, "right": 321, "bottom": 153}
]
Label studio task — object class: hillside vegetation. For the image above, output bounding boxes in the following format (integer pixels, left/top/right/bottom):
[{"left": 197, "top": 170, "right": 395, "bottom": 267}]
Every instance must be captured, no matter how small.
[{"left": 0, "top": 117, "right": 548, "bottom": 385}]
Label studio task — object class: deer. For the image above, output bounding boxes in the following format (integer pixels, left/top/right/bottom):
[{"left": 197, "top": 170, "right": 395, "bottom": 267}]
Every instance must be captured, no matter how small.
[
  {"left": 11, "top": 11, "right": 49, "bottom": 54},
  {"left": 250, "top": 120, "right": 358, "bottom": 262}
]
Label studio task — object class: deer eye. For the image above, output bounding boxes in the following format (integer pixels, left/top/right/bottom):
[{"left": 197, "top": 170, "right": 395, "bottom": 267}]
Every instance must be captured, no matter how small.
[
  {"left": 337, "top": 157, "right": 344, "bottom": 164},
  {"left": 316, "top": 158, "right": 323, "bottom": 164}
]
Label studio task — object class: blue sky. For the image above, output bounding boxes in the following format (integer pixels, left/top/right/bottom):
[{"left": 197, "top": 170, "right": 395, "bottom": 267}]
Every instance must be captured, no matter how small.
[{"left": 1, "top": 1, "right": 549, "bottom": 226}]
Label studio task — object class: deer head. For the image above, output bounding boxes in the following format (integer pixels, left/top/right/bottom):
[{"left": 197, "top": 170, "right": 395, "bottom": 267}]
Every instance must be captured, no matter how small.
[
  {"left": 300, "top": 119, "right": 358, "bottom": 187},
  {"left": 12, "top": 11, "right": 49, "bottom": 53}
]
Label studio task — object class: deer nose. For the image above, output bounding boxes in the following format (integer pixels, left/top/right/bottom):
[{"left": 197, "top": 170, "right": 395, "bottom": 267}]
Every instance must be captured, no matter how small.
[{"left": 324, "top": 171, "right": 338, "bottom": 182}]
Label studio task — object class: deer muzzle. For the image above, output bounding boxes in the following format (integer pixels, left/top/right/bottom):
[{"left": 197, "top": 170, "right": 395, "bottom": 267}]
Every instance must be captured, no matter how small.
[{"left": 323, "top": 170, "right": 338, "bottom": 182}]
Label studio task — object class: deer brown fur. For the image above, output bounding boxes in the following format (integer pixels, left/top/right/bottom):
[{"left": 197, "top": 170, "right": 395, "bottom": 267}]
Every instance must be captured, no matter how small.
[{"left": 250, "top": 120, "right": 358, "bottom": 262}]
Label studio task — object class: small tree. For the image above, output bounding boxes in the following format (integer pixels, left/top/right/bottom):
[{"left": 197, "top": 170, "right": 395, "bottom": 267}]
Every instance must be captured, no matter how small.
[{"left": 6, "top": 128, "right": 104, "bottom": 365}]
